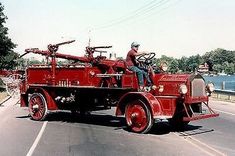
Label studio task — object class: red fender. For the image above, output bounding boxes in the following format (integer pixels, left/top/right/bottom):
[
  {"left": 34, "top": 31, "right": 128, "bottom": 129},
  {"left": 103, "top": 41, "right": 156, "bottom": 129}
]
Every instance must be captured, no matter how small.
[
  {"left": 30, "top": 87, "right": 58, "bottom": 110},
  {"left": 116, "top": 92, "right": 162, "bottom": 118}
]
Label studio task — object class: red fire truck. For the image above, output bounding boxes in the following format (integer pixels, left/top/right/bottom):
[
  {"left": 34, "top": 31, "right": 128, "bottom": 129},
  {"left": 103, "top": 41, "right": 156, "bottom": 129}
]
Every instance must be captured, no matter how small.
[{"left": 20, "top": 41, "right": 219, "bottom": 133}]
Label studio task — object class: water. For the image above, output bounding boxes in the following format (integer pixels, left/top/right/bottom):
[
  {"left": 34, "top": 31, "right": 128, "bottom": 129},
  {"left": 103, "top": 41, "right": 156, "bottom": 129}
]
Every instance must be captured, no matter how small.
[{"left": 203, "top": 75, "right": 235, "bottom": 91}]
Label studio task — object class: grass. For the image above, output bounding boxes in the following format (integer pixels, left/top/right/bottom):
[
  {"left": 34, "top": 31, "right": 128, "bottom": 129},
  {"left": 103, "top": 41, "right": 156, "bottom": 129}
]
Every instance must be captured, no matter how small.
[
  {"left": 0, "top": 91, "right": 8, "bottom": 102},
  {"left": 0, "top": 78, "right": 8, "bottom": 101}
]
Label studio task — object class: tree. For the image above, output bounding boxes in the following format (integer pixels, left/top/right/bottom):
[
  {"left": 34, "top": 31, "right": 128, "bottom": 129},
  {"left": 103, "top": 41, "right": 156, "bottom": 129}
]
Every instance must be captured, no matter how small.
[
  {"left": 202, "top": 48, "right": 235, "bottom": 74},
  {"left": 27, "top": 57, "right": 42, "bottom": 65},
  {"left": 0, "top": 3, "right": 17, "bottom": 70},
  {"left": 185, "top": 54, "right": 203, "bottom": 72},
  {"left": 168, "top": 59, "right": 179, "bottom": 73},
  {"left": 225, "top": 63, "right": 235, "bottom": 75},
  {"left": 213, "top": 64, "right": 222, "bottom": 73},
  {"left": 178, "top": 56, "right": 188, "bottom": 72},
  {"left": 153, "top": 55, "right": 181, "bottom": 73}
]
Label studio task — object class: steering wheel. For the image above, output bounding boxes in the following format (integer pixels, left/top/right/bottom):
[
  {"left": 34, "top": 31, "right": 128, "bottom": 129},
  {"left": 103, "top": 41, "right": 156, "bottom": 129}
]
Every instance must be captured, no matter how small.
[
  {"left": 137, "top": 52, "right": 155, "bottom": 62},
  {"left": 136, "top": 52, "right": 156, "bottom": 72}
]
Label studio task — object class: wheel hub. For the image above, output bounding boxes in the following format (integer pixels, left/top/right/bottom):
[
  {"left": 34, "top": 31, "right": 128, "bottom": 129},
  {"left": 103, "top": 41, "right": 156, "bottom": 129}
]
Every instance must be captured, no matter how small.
[
  {"left": 125, "top": 100, "right": 153, "bottom": 133},
  {"left": 126, "top": 103, "right": 148, "bottom": 130},
  {"left": 131, "top": 112, "right": 139, "bottom": 119},
  {"left": 32, "top": 104, "right": 39, "bottom": 110}
]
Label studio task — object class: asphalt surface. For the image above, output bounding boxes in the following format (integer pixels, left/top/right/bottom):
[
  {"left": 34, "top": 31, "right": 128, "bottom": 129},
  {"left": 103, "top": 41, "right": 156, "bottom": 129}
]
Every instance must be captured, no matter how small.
[{"left": 0, "top": 97, "right": 234, "bottom": 156}]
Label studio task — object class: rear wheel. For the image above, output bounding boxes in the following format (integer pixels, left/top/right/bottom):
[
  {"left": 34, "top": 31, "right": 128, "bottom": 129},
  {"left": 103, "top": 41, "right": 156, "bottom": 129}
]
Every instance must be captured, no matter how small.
[
  {"left": 125, "top": 100, "right": 153, "bottom": 133},
  {"left": 29, "top": 93, "right": 48, "bottom": 121}
]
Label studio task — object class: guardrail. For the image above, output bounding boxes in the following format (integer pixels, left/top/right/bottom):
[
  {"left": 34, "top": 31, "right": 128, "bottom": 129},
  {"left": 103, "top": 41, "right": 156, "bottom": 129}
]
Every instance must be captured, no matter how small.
[
  {"left": 218, "top": 81, "right": 235, "bottom": 91},
  {"left": 213, "top": 89, "right": 235, "bottom": 101}
]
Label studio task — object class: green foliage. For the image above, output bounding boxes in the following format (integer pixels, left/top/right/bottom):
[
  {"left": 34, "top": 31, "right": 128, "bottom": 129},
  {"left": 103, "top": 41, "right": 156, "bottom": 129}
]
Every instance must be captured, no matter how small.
[
  {"left": 184, "top": 54, "right": 203, "bottom": 72},
  {"left": 168, "top": 59, "right": 179, "bottom": 73},
  {"left": 202, "top": 48, "right": 235, "bottom": 74},
  {"left": 153, "top": 55, "right": 179, "bottom": 73},
  {"left": 177, "top": 56, "right": 187, "bottom": 73},
  {"left": 0, "top": 3, "right": 17, "bottom": 70},
  {"left": 0, "top": 51, "right": 19, "bottom": 69},
  {"left": 57, "top": 59, "right": 73, "bottom": 65},
  {"left": 153, "top": 49, "right": 235, "bottom": 74},
  {"left": 203, "top": 48, "right": 235, "bottom": 65}
]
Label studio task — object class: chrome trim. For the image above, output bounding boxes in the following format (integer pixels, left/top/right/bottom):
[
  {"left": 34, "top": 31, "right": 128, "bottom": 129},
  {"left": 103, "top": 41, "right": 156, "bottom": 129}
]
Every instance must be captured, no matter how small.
[{"left": 154, "top": 95, "right": 178, "bottom": 98}]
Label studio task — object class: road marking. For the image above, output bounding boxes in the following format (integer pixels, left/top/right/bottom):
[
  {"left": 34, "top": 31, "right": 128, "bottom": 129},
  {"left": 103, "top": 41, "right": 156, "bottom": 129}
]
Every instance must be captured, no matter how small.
[
  {"left": 213, "top": 108, "right": 235, "bottom": 116},
  {"left": 26, "top": 121, "right": 48, "bottom": 156},
  {"left": 174, "top": 132, "right": 226, "bottom": 156}
]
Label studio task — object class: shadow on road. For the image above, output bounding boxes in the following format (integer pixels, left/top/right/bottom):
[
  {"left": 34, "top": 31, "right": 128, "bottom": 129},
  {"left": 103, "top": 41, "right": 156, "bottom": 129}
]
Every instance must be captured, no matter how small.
[
  {"left": 16, "top": 115, "right": 30, "bottom": 119},
  {"left": 47, "top": 111, "right": 126, "bottom": 129},
  {"left": 50, "top": 111, "right": 204, "bottom": 135},
  {"left": 177, "top": 125, "right": 214, "bottom": 136},
  {"left": 149, "top": 123, "right": 203, "bottom": 135},
  {"left": 16, "top": 111, "right": 207, "bottom": 135}
]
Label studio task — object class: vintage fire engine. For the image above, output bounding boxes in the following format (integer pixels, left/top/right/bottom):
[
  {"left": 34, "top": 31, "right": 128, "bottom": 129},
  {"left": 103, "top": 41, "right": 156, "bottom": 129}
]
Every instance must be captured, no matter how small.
[{"left": 20, "top": 40, "right": 219, "bottom": 133}]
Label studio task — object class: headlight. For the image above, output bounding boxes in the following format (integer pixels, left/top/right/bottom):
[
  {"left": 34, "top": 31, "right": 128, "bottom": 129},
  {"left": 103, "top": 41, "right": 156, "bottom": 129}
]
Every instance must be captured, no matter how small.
[
  {"left": 179, "top": 84, "right": 188, "bottom": 94},
  {"left": 206, "top": 83, "right": 215, "bottom": 93}
]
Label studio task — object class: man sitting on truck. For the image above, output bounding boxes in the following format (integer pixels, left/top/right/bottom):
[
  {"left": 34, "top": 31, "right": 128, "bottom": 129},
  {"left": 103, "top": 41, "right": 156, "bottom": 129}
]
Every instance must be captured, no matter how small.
[{"left": 126, "top": 42, "right": 152, "bottom": 91}]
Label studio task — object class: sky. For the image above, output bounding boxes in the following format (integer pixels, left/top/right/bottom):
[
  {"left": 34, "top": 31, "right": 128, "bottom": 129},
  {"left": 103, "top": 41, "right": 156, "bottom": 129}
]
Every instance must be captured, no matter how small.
[{"left": 1, "top": 0, "right": 235, "bottom": 59}]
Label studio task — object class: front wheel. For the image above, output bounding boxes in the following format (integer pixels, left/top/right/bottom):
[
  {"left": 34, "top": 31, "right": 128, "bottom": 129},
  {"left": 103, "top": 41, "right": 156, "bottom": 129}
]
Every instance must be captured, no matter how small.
[
  {"left": 29, "top": 93, "right": 48, "bottom": 121},
  {"left": 125, "top": 100, "right": 153, "bottom": 133}
]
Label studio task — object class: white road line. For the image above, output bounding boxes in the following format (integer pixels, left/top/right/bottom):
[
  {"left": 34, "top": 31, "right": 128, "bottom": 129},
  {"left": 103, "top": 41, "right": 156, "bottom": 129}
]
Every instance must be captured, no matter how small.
[
  {"left": 213, "top": 108, "right": 235, "bottom": 116},
  {"left": 186, "top": 135, "right": 226, "bottom": 156},
  {"left": 173, "top": 133, "right": 226, "bottom": 156},
  {"left": 26, "top": 121, "right": 48, "bottom": 156},
  {"left": 182, "top": 137, "right": 214, "bottom": 156}
]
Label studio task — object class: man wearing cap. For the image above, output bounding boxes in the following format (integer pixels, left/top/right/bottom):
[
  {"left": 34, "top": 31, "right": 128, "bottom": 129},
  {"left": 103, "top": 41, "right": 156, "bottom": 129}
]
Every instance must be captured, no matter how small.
[{"left": 126, "top": 42, "right": 152, "bottom": 91}]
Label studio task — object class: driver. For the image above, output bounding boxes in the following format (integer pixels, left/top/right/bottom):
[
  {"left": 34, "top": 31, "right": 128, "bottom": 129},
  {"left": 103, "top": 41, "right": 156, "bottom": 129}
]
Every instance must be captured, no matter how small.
[{"left": 126, "top": 42, "right": 152, "bottom": 91}]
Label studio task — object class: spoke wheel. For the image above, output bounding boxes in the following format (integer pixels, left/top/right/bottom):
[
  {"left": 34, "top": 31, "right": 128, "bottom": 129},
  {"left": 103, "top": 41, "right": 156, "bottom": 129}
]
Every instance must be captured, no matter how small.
[
  {"left": 125, "top": 100, "right": 153, "bottom": 133},
  {"left": 29, "top": 93, "right": 48, "bottom": 121}
]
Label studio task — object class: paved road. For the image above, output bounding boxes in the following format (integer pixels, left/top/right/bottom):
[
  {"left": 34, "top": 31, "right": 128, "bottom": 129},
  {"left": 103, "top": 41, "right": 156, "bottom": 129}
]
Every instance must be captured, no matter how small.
[
  {"left": 183, "top": 99, "right": 235, "bottom": 156},
  {"left": 0, "top": 97, "right": 234, "bottom": 156}
]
